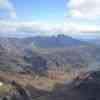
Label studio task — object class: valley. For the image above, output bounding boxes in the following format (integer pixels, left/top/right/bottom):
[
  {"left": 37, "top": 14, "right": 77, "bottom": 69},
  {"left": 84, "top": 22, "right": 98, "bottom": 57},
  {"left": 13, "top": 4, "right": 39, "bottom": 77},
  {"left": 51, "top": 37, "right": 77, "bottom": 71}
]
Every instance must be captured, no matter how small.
[{"left": 0, "top": 35, "right": 99, "bottom": 100}]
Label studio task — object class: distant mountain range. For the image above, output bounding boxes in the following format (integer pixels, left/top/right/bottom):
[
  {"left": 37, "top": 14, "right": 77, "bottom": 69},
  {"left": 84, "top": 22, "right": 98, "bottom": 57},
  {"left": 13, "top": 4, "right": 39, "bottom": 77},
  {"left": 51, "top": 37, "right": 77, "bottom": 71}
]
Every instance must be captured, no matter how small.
[
  {"left": 0, "top": 35, "right": 99, "bottom": 76},
  {"left": 86, "top": 39, "right": 100, "bottom": 45},
  {"left": 31, "top": 35, "right": 87, "bottom": 48}
]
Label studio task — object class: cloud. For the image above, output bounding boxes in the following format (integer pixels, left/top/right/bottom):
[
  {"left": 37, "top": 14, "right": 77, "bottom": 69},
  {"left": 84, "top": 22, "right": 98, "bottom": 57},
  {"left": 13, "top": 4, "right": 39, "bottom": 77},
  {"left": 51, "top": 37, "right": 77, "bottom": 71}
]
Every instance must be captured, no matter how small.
[
  {"left": 0, "top": 0, "right": 100, "bottom": 38},
  {"left": 0, "top": 20, "right": 100, "bottom": 37},
  {"left": 0, "top": 0, "right": 16, "bottom": 18},
  {"left": 0, "top": 21, "right": 64, "bottom": 36},
  {"left": 67, "top": 0, "right": 100, "bottom": 19}
]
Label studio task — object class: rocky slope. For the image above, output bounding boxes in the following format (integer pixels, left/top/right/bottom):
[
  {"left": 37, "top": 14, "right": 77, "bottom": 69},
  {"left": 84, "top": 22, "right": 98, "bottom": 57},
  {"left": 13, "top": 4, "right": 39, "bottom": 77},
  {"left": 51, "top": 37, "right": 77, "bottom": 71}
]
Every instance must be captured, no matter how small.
[
  {"left": 0, "top": 70, "right": 100, "bottom": 100},
  {"left": 0, "top": 36, "right": 100, "bottom": 76}
]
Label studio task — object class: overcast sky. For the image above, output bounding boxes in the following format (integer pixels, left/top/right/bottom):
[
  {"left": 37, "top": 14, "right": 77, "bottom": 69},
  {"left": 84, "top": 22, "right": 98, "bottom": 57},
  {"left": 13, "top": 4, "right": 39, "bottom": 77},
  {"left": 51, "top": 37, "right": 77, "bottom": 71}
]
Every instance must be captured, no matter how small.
[{"left": 0, "top": 0, "right": 100, "bottom": 38}]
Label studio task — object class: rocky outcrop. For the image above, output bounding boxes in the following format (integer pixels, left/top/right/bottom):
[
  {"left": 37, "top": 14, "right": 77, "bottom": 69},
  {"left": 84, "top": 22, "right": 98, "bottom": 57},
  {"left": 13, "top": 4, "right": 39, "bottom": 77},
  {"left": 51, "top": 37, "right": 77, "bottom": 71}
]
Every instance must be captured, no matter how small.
[
  {"left": 48, "top": 70, "right": 100, "bottom": 100},
  {"left": 0, "top": 71, "right": 100, "bottom": 100}
]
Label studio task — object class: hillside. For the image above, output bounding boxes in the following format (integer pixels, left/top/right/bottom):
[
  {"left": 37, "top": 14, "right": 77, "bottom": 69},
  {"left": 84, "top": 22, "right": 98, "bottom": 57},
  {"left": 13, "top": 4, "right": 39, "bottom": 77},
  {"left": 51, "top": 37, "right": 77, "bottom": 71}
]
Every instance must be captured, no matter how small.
[
  {"left": 0, "top": 70, "right": 100, "bottom": 100},
  {"left": 0, "top": 35, "right": 100, "bottom": 76},
  {"left": 47, "top": 70, "right": 100, "bottom": 100},
  {"left": 0, "top": 35, "right": 99, "bottom": 99},
  {"left": 0, "top": 36, "right": 99, "bottom": 81},
  {"left": 31, "top": 35, "right": 87, "bottom": 48},
  {"left": 0, "top": 37, "right": 32, "bottom": 73}
]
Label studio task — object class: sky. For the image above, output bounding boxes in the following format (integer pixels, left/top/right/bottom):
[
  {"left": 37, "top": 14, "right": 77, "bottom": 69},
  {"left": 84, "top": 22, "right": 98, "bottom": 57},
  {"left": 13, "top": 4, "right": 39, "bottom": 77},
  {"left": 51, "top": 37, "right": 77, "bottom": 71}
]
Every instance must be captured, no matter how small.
[
  {"left": 13, "top": 0, "right": 66, "bottom": 22},
  {"left": 0, "top": 0, "right": 100, "bottom": 38}
]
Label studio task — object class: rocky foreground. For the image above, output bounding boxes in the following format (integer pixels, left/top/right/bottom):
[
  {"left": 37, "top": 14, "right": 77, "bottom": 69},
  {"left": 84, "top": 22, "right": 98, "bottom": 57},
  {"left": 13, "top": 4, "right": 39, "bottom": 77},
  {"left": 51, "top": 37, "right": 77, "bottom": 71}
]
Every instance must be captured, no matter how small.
[{"left": 0, "top": 70, "right": 100, "bottom": 100}]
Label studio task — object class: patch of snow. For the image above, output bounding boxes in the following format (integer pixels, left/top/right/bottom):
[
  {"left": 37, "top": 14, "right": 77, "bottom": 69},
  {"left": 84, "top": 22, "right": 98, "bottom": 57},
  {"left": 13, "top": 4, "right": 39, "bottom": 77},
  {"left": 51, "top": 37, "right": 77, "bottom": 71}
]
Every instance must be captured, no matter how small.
[{"left": 0, "top": 82, "right": 3, "bottom": 86}]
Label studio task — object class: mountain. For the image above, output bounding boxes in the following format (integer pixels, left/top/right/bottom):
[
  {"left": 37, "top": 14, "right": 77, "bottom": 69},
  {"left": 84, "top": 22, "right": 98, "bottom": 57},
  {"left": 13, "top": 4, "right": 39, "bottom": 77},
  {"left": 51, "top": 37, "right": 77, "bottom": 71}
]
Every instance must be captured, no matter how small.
[
  {"left": 31, "top": 35, "right": 87, "bottom": 48},
  {"left": 0, "top": 35, "right": 100, "bottom": 99},
  {"left": 0, "top": 37, "right": 33, "bottom": 73},
  {"left": 0, "top": 35, "right": 100, "bottom": 77},
  {"left": 88, "top": 39, "right": 100, "bottom": 45},
  {"left": 0, "top": 70, "right": 100, "bottom": 100},
  {"left": 0, "top": 34, "right": 88, "bottom": 50},
  {"left": 78, "top": 37, "right": 100, "bottom": 46},
  {"left": 50, "top": 70, "right": 100, "bottom": 100}
]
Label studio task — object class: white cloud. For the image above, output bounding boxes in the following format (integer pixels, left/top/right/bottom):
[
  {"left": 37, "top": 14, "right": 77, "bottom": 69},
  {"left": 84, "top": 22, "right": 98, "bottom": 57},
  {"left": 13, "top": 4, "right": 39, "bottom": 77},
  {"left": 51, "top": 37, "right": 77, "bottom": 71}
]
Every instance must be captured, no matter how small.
[
  {"left": 0, "top": 21, "right": 64, "bottom": 36},
  {"left": 0, "top": 0, "right": 99, "bottom": 37},
  {"left": 68, "top": 0, "right": 100, "bottom": 19},
  {"left": 0, "top": 0, "right": 16, "bottom": 18},
  {"left": 0, "top": 20, "right": 100, "bottom": 37}
]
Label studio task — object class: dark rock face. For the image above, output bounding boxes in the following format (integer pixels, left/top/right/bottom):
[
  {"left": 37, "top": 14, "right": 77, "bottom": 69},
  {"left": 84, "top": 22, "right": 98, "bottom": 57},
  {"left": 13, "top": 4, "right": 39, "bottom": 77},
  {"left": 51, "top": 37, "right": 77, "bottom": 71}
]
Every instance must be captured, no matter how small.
[
  {"left": 32, "top": 56, "right": 47, "bottom": 74},
  {"left": 49, "top": 71, "right": 100, "bottom": 100}
]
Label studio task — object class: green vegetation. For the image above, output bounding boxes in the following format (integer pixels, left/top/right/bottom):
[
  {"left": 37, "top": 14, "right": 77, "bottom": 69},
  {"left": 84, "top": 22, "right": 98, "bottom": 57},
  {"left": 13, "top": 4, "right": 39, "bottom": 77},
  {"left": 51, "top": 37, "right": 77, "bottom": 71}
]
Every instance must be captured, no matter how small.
[{"left": 0, "top": 83, "right": 14, "bottom": 95}]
